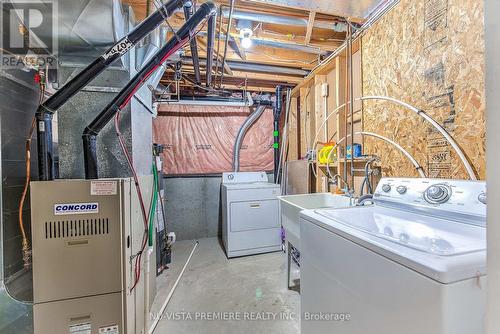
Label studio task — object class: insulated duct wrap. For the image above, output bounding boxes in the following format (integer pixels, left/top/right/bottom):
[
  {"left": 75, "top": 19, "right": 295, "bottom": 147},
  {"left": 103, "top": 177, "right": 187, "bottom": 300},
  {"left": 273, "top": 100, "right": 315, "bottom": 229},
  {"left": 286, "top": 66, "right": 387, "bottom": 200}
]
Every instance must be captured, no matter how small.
[{"left": 153, "top": 105, "right": 274, "bottom": 174}]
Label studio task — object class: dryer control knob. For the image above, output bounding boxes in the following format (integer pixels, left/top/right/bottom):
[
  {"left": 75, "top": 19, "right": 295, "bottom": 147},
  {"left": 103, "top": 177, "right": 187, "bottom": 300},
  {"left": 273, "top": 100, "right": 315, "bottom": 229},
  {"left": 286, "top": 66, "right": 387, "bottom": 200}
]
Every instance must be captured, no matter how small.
[
  {"left": 396, "top": 186, "right": 407, "bottom": 194},
  {"left": 478, "top": 192, "right": 487, "bottom": 204},
  {"left": 424, "top": 184, "right": 452, "bottom": 204},
  {"left": 382, "top": 184, "right": 391, "bottom": 193}
]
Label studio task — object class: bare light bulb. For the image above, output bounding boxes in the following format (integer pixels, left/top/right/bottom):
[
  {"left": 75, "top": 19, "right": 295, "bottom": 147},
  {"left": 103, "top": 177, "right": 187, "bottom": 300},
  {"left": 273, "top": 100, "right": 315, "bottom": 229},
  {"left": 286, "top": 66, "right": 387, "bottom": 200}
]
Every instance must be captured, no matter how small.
[{"left": 241, "top": 37, "right": 252, "bottom": 49}]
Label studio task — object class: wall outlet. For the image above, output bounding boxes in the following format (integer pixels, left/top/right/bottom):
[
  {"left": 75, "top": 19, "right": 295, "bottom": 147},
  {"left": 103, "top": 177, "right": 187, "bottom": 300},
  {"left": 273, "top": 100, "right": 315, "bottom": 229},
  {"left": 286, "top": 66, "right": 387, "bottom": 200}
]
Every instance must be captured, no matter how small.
[{"left": 321, "top": 83, "right": 329, "bottom": 97}]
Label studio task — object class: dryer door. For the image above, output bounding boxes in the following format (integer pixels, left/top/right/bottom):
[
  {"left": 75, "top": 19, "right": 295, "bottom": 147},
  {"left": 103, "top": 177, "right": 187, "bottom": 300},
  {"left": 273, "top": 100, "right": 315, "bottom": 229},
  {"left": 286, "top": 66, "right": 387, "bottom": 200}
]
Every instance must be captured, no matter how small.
[{"left": 230, "top": 199, "right": 280, "bottom": 232}]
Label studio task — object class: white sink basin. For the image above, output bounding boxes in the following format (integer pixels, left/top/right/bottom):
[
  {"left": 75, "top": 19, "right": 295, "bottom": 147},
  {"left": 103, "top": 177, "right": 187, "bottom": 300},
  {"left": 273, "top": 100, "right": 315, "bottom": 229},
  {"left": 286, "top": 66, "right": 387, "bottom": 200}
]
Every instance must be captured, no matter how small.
[{"left": 278, "top": 193, "right": 352, "bottom": 249}]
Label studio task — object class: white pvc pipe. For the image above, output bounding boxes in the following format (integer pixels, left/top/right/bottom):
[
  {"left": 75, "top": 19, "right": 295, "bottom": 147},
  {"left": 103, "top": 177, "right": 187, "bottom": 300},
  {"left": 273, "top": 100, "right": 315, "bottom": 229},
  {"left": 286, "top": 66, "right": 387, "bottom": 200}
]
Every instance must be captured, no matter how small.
[
  {"left": 311, "top": 96, "right": 476, "bottom": 180},
  {"left": 144, "top": 246, "right": 154, "bottom": 329},
  {"left": 149, "top": 241, "right": 199, "bottom": 334}
]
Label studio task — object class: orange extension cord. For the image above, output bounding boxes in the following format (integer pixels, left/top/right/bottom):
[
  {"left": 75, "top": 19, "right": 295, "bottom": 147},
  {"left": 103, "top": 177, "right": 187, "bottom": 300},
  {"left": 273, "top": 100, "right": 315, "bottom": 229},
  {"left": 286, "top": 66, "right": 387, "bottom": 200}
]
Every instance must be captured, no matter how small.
[{"left": 18, "top": 72, "right": 45, "bottom": 269}]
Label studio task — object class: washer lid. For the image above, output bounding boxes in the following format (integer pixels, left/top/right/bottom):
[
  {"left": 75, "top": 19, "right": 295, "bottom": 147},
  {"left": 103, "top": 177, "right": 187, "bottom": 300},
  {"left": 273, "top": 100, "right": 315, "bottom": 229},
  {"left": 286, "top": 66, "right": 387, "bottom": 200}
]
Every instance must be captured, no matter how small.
[
  {"left": 316, "top": 206, "right": 485, "bottom": 256},
  {"left": 302, "top": 206, "right": 486, "bottom": 283}
]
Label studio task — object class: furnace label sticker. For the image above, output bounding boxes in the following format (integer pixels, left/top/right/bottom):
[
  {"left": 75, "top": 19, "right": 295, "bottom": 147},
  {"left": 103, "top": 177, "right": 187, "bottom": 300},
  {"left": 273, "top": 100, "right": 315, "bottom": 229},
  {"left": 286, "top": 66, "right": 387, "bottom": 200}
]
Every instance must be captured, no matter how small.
[
  {"left": 69, "top": 322, "right": 91, "bottom": 334},
  {"left": 54, "top": 203, "right": 99, "bottom": 215},
  {"left": 91, "top": 180, "right": 118, "bottom": 196},
  {"left": 98, "top": 324, "right": 119, "bottom": 334}
]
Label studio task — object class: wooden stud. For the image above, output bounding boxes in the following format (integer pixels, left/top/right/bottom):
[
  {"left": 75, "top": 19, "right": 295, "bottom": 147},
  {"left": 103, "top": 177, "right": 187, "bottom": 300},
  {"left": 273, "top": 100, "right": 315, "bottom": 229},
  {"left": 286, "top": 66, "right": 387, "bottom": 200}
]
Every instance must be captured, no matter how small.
[{"left": 305, "top": 11, "right": 316, "bottom": 45}]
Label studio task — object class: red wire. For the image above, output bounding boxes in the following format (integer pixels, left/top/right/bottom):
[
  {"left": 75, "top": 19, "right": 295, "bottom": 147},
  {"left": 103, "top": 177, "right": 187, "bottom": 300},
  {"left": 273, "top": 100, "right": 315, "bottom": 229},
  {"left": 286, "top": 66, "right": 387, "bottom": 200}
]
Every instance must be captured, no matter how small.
[
  {"left": 115, "top": 113, "right": 150, "bottom": 291},
  {"left": 115, "top": 33, "right": 195, "bottom": 292},
  {"left": 114, "top": 37, "right": 188, "bottom": 291}
]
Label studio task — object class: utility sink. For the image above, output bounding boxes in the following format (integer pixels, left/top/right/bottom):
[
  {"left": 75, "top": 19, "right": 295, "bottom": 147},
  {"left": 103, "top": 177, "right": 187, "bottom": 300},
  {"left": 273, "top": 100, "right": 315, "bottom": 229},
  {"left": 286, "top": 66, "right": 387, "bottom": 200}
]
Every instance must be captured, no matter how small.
[{"left": 278, "top": 193, "right": 353, "bottom": 250}]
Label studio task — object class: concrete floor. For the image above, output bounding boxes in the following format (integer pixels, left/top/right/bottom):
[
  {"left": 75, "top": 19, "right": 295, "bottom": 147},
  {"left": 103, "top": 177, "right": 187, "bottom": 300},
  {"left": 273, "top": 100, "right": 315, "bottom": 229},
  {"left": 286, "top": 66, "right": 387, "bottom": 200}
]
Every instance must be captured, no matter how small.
[{"left": 150, "top": 238, "right": 300, "bottom": 333}]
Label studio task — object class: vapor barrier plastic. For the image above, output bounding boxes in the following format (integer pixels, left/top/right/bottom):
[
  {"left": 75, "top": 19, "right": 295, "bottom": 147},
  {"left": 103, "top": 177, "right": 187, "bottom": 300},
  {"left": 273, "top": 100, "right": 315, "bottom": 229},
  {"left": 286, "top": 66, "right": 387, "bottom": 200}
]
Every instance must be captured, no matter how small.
[{"left": 153, "top": 105, "right": 274, "bottom": 174}]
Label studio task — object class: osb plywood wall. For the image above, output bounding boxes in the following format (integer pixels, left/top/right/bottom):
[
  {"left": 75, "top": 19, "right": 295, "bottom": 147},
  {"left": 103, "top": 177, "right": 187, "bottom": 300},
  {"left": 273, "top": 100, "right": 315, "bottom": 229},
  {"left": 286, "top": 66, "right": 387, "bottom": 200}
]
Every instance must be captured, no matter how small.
[{"left": 362, "top": 0, "right": 485, "bottom": 179}]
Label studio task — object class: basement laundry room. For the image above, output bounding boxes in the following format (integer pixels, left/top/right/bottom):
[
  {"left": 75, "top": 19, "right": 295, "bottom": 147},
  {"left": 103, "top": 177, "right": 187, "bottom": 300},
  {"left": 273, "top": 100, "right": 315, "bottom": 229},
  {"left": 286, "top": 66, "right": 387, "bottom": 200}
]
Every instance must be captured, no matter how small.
[{"left": 1, "top": 0, "right": 500, "bottom": 333}]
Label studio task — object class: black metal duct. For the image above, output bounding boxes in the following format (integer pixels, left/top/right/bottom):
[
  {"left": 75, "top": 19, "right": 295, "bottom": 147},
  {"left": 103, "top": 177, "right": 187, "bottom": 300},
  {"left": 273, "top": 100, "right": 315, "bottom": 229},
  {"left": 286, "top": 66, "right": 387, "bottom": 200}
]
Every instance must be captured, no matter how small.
[
  {"left": 274, "top": 85, "right": 283, "bottom": 181},
  {"left": 82, "top": 2, "right": 218, "bottom": 179},
  {"left": 183, "top": 1, "right": 202, "bottom": 85},
  {"left": 205, "top": 13, "right": 217, "bottom": 87},
  {"left": 35, "top": 0, "right": 188, "bottom": 181}
]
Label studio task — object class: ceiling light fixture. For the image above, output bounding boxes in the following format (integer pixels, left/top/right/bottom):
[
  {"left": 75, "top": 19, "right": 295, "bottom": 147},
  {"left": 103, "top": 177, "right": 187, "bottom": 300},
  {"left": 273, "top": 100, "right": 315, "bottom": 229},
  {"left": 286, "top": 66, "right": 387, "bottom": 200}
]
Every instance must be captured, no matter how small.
[{"left": 238, "top": 20, "right": 253, "bottom": 49}]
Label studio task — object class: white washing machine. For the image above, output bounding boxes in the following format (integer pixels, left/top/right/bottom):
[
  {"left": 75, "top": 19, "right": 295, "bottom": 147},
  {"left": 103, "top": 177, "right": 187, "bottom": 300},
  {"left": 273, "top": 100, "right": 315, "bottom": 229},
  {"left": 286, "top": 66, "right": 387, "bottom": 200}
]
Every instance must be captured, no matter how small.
[
  {"left": 221, "top": 172, "right": 281, "bottom": 258},
  {"left": 300, "top": 177, "right": 486, "bottom": 334}
]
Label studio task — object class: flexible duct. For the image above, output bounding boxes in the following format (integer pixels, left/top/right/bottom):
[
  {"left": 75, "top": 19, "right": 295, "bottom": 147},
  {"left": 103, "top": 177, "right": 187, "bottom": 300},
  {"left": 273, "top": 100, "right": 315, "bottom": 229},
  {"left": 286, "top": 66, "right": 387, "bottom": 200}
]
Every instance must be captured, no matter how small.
[{"left": 233, "top": 104, "right": 269, "bottom": 172}]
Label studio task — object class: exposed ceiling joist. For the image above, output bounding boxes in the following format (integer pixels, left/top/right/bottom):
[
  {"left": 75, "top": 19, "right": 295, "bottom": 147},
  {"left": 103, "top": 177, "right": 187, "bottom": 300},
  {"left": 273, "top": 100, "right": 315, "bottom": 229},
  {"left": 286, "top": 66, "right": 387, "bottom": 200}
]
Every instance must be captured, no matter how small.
[{"left": 240, "top": 0, "right": 381, "bottom": 20}]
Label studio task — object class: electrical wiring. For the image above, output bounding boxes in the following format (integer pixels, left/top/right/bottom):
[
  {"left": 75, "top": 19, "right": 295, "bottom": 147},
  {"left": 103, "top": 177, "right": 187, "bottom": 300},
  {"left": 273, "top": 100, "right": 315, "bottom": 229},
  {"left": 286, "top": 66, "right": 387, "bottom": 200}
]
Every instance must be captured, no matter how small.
[
  {"left": 113, "top": 34, "right": 185, "bottom": 290},
  {"left": 106, "top": 7, "right": 214, "bottom": 291},
  {"left": 114, "top": 112, "right": 152, "bottom": 292}
]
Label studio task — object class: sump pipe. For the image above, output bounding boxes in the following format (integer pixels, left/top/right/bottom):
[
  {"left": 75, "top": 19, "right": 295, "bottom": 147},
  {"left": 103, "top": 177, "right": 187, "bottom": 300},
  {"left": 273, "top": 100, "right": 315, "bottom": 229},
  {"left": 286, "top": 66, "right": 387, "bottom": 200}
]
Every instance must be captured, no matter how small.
[
  {"left": 311, "top": 96, "right": 476, "bottom": 180},
  {"left": 233, "top": 104, "right": 269, "bottom": 172},
  {"left": 274, "top": 85, "right": 284, "bottom": 180},
  {"left": 83, "top": 2, "right": 217, "bottom": 179},
  {"left": 35, "top": 0, "right": 188, "bottom": 181}
]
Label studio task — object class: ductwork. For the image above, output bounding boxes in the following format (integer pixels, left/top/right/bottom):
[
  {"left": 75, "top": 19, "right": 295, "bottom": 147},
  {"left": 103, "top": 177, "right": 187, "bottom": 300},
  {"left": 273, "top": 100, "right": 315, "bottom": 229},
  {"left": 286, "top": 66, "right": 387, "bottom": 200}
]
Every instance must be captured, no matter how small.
[
  {"left": 159, "top": 92, "right": 254, "bottom": 107},
  {"left": 56, "top": 0, "right": 127, "bottom": 62},
  {"left": 135, "top": 25, "right": 169, "bottom": 70},
  {"left": 181, "top": 57, "right": 309, "bottom": 76},
  {"left": 222, "top": 8, "right": 347, "bottom": 32},
  {"left": 233, "top": 104, "right": 269, "bottom": 172},
  {"left": 196, "top": 31, "right": 326, "bottom": 55}
]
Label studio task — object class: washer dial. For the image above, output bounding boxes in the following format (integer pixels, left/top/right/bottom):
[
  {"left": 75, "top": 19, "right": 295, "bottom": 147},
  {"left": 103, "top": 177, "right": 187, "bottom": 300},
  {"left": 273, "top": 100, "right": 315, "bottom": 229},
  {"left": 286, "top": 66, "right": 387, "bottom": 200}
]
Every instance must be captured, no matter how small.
[
  {"left": 396, "top": 186, "right": 407, "bottom": 194},
  {"left": 424, "top": 184, "right": 452, "bottom": 204},
  {"left": 382, "top": 184, "right": 391, "bottom": 193}
]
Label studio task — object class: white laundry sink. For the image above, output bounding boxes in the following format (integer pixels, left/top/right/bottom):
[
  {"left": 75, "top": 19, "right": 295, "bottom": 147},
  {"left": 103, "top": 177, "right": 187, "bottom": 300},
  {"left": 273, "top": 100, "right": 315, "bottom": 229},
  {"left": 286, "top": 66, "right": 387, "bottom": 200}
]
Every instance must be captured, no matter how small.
[{"left": 278, "top": 193, "right": 353, "bottom": 249}]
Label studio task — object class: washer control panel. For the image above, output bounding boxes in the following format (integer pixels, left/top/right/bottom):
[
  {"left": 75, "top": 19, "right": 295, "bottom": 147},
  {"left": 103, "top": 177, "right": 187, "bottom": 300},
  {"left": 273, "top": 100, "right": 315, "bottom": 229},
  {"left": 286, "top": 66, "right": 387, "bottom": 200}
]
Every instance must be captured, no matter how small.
[
  {"left": 373, "top": 177, "right": 486, "bottom": 220},
  {"left": 423, "top": 184, "right": 452, "bottom": 204}
]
